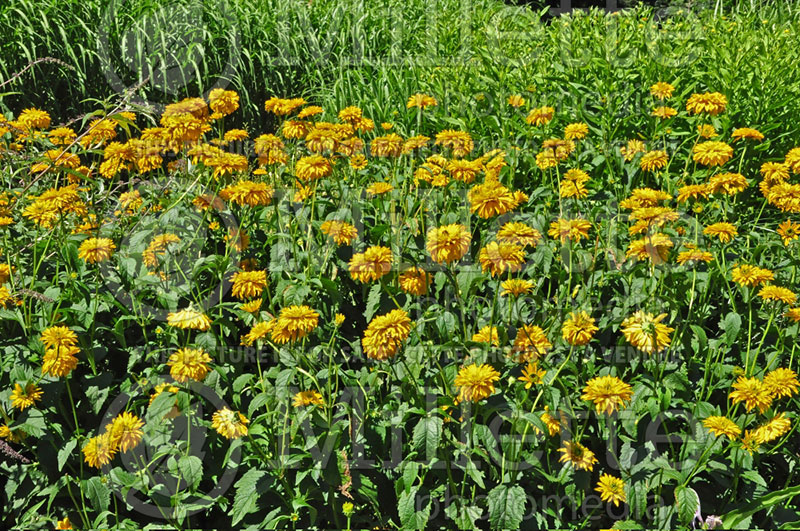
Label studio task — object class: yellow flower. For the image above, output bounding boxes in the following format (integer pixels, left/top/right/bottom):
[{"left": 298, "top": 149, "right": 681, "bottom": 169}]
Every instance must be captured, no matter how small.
[
  {"left": 698, "top": 124, "right": 717, "bottom": 138},
  {"left": 106, "top": 412, "right": 144, "bottom": 453},
  {"left": 650, "top": 82, "right": 675, "bottom": 100},
  {"left": 370, "top": 133, "right": 403, "bottom": 157},
  {"left": 426, "top": 224, "right": 471, "bottom": 264},
  {"left": 525, "top": 106, "right": 554, "bottom": 126},
  {"left": 471, "top": 325, "right": 499, "bottom": 346},
  {"left": 293, "top": 390, "right": 325, "bottom": 407},
  {"left": 758, "top": 285, "right": 797, "bottom": 305},
  {"left": 264, "top": 96, "right": 306, "bottom": 116},
  {"left": 241, "top": 321, "right": 274, "bottom": 346},
  {"left": 454, "top": 363, "right": 500, "bottom": 403},
  {"left": 219, "top": 181, "right": 274, "bottom": 207},
  {"left": 230, "top": 270, "right": 268, "bottom": 300},
  {"left": 41, "top": 326, "right": 78, "bottom": 350},
  {"left": 562, "top": 311, "right": 599, "bottom": 346},
  {"left": 168, "top": 348, "right": 212, "bottom": 382},
  {"left": 500, "top": 278, "right": 534, "bottom": 297},
  {"left": 539, "top": 407, "right": 562, "bottom": 436},
  {"left": 349, "top": 246, "right": 393, "bottom": 283},
  {"left": 208, "top": 89, "right": 239, "bottom": 116},
  {"left": 478, "top": 242, "right": 524, "bottom": 277},
  {"left": 271, "top": 305, "right": 320, "bottom": 344},
  {"left": 741, "top": 430, "right": 760, "bottom": 455},
  {"left": 777, "top": 220, "right": 800, "bottom": 245},
  {"left": 676, "top": 248, "right": 714, "bottom": 265},
  {"left": 223, "top": 128, "right": 249, "bottom": 142},
  {"left": 729, "top": 376, "right": 773, "bottom": 413},
  {"left": 321, "top": 220, "right": 358, "bottom": 245},
  {"left": 518, "top": 363, "right": 545, "bottom": 389},
  {"left": 785, "top": 307, "right": 800, "bottom": 323},
  {"left": 507, "top": 94, "right": 526, "bottom": 107},
  {"left": 0, "top": 263, "right": 12, "bottom": 284},
  {"left": 55, "top": 516, "right": 73, "bottom": 530},
  {"left": 702, "top": 416, "right": 741, "bottom": 440},
  {"left": 751, "top": 413, "right": 791, "bottom": 444},
  {"left": 558, "top": 440, "right": 598, "bottom": 471},
  {"left": 693, "top": 141, "right": 734, "bottom": 166},
  {"left": 77, "top": 237, "right": 116, "bottom": 264},
  {"left": 9, "top": 383, "right": 43, "bottom": 411},
  {"left": 677, "top": 183, "right": 710, "bottom": 202},
  {"left": 42, "top": 345, "right": 80, "bottom": 378},
  {"left": 407, "top": 93, "right": 437, "bottom": 109},
  {"left": 497, "top": 222, "right": 541, "bottom": 247},
  {"left": 398, "top": 267, "right": 431, "bottom": 296},
  {"left": 595, "top": 474, "right": 626, "bottom": 506},
  {"left": 548, "top": 218, "right": 591, "bottom": 243},
  {"left": 362, "top": 309, "right": 412, "bottom": 361},
  {"left": 240, "top": 299, "right": 262, "bottom": 314},
  {"left": 167, "top": 309, "right": 212, "bottom": 331},
  {"left": 763, "top": 368, "right": 799, "bottom": 398},
  {"left": 621, "top": 311, "right": 673, "bottom": 354},
  {"left": 703, "top": 222, "right": 738, "bottom": 243},
  {"left": 731, "top": 127, "right": 764, "bottom": 142},
  {"left": 652, "top": 106, "right": 677, "bottom": 119},
  {"left": 686, "top": 92, "right": 728, "bottom": 115},
  {"left": 82, "top": 432, "right": 117, "bottom": 468},
  {"left": 434, "top": 130, "right": 473, "bottom": 158},
  {"left": 581, "top": 375, "right": 633, "bottom": 415},
  {"left": 626, "top": 233, "right": 673, "bottom": 264},
  {"left": 511, "top": 324, "right": 552, "bottom": 362},
  {"left": 295, "top": 155, "right": 332, "bottom": 181},
  {"left": 708, "top": 172, "right": 748, "bottom": 195},
  {"left": 334, "top": 313, "right": 345, "bottom": 326},
  {"left": 366, "top": 182, "right": 394, "bottom": 195},
  {"left": 639, "top": 150, "right": 668, "bottom": 172},
  {"left": 620, "top": 139, "right": 646, "bottom": 161},
  {"left": 564, "top": 122, "right": 589, "bottom": 140},
  {"left": 18, "top": 107, "right": 51, "bottom": 129},
  {"left": 467, "top": 180, "right": 517, "bottom": 219},
  {"left": 211, "top": 407, "right": 249, "bottom": 439},
  {"left": 731, "top": 265, "right": 774, "bottom": 287}
]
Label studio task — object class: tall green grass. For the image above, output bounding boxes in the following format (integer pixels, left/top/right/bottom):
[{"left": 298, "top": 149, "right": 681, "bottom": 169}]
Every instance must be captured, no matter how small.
[{"left": 1, "top": 0, "right": 799, "bottom": 153}]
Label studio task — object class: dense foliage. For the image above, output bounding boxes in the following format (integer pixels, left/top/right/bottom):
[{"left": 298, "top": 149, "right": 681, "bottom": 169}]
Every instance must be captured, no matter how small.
[{"left": 1, "top": 1, "right": 800, "bottom": 530}]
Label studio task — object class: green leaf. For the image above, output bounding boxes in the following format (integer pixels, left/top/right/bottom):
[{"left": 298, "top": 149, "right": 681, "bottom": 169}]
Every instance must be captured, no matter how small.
[
  {"left": 85, "top": 476, "right": 110, "bottom": 512},
  {"left": 487, "top": 484, "right": 526, "bottom": 530},
  {"left": 178, "top": 455, "right": 203, "bottom": 490},
  {"left": 146, "top": 390, "right": 176, "bottom": 423},
  {"left": 612, "top": 520, "right": 644, "bottom": 530},
  {"left": 412, "top": 416, "right": 442, "bottom": 463},
  {"left": 721, "top": 484, "right": 800, "bottom": 529},
  {"left": 58, "top": 439, "right": 77, "bottom": 472},
  {"left": 231, "top": 469, "right": 265, "bottom": 525},
  {"left": 674, "top": 485, "right": 700, "bottom": 525},
  {"left": 445, "top": 499, "right": 482, "bottom": 530},
  {"left": 720, "top": 312, "right": 741, "bottom": 346},
  {"left": 398, "top": 486, "right": 431, "bottom": 529},
  {"left": 365, "top": 283, "right": 382, "bottom": 322}
]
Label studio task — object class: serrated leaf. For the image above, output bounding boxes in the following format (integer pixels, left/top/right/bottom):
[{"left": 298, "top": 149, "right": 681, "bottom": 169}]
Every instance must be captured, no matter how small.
[
  {"left": 398, "top": 486, "right": 431, "bottom": 529},
  {"left": 720, "top": 312, "right": 741, "bottom": 347},
  {"left": 487, "top": 484, "right": 526, "bottom": 530},
  {"left": 412, "top": 416, "right": 442, "bottom": 463},
  {"left": 58, "top": 439, "right": 77, "bottom": 472},
  {"left": 674, "top": 485, "right": 700, "bottom": 525},
  {"left": 178, "top": 455, "right": 203, "bottom": 490},
  {"left": 231, "top": 469, "right": 266, "bottom": 525},
  {"left": 85, "top": 476, "right": 110, "bottom": 512}
]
